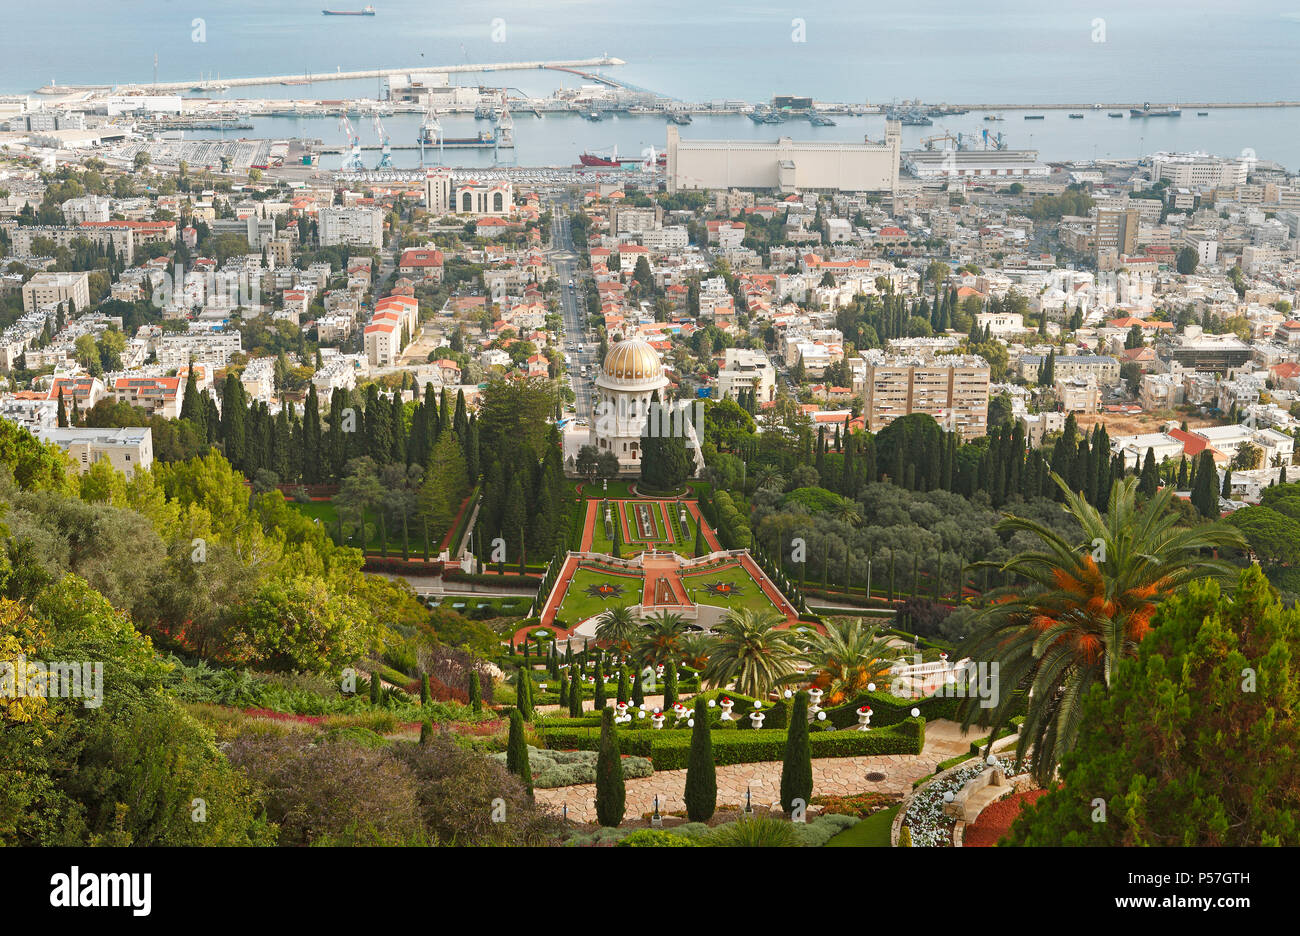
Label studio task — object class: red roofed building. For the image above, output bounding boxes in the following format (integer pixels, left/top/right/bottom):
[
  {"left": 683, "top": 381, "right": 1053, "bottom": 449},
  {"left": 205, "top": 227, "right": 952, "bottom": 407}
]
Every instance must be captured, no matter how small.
[
  {"left": 111, "top": 376, "right": 182, "bottom": 419},
  {"left": 398, "top": 248, "right": 445, "bottom": 282}
]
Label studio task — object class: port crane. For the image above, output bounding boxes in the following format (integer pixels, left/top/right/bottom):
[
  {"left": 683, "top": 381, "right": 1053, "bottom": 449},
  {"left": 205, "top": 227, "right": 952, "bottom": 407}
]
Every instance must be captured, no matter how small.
[
  {"left": 337, "top": 114, "right": 365, "bottom": 171},
  {"left": 372, "top": 115, "right": 393, "bottom": 169},
  {"left": 418, "top": 107, "right": 443, "bottom": 166},
  {"left": 921, "top": 132, "right": 959, "bottom": 151}
]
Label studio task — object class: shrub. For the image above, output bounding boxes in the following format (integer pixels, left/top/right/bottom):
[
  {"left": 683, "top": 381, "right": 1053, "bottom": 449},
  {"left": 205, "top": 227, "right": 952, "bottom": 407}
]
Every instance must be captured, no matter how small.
[
  {"left": 392, "top": 737, "right": 562, "bottom": 846},
  {"left": 617, "top": 829, "right": 700, "bottom": 847},
  {"left": 225, "top": 733, "right": 425, "bottom": 846},
  {"left": 490, "top": 746, "right": 653, "bottom": 788},
  {"left": 704, "top": 817, "right": 796, "bottom": 847}
]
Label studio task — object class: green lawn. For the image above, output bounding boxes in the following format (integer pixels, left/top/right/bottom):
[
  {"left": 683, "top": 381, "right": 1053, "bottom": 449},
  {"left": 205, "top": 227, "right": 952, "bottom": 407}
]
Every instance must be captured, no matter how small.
[
  {"left": 289, "top": 500, "right": 440, "bottom": 555},
  {"left": 681, "top": 562, "right": 780, "bottom": 616},
  {"left": 422, "top": 594, "right": 527, "bottom": 616},
  {"left": 555, "top": 566, "right": 642, "bottom": 625},
  {"left": 590, "top": 500, "right": 696, "bottom": 557},
  {"left": 824, "top": 806, "right": 900, "bottom": 847}
]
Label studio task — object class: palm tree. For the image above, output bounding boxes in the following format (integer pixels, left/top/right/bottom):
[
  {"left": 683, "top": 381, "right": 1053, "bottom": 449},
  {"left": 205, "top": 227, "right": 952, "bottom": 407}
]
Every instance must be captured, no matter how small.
[
  {"left": 594, "top": 605, "right": 640, "bottom": 651},
  {"left": 831, "top": 498, "right": 862, "bottom": 527},
  {"left": 678, "top": 633, "right": 712, "bottom": 672},
  {"left": 796, "top": 618, "right": 897, "bottom": 705},
  {"left": 635, "top": 611, "right": 686, "bottom": 668},
  {"left": 702, "top": 607, "right": 803, "bottom": 698},
  {"left": 962, "top": 473, "right": 1245, "bottom": 782}
]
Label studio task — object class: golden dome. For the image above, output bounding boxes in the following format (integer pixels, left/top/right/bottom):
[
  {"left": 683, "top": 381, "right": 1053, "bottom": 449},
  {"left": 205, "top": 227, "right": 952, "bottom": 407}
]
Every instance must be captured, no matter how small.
[{"left": 602, "top": 338, "right": 663, "bottom": 382}]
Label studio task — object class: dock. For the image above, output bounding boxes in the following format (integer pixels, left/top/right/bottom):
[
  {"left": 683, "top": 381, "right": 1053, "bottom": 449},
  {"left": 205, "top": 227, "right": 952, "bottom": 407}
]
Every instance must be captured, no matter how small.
[{"left": 39, "top": 57, "right": 626, "bottom": 95}]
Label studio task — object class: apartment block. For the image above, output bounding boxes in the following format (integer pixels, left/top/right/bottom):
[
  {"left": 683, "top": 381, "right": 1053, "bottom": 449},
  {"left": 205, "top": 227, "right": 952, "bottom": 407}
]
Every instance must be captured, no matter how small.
[{"left": 855, "top": 351, "right": 991, "bottom": 440}]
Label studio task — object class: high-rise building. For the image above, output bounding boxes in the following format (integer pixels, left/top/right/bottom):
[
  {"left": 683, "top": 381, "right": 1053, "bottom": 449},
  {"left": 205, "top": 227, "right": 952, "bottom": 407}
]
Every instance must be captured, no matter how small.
[
  {"left": 1096, "top": 208, "right": 1139, "bottom": 267},
  {"left": 318, "top": 207, "right": 383, "bottom": 248},
  {"left": 854, "top": 351, "right": 991, "bottom": 440}
]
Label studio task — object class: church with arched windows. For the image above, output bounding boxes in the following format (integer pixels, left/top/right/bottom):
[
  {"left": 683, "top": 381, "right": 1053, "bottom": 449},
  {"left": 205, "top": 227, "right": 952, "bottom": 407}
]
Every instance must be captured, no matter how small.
[{"left": 423, "top": 171, "right": 512, "bottom": 217}]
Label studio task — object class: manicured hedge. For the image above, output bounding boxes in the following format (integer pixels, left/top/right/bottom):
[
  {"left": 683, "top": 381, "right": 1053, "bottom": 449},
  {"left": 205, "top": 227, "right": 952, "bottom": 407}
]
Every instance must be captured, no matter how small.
[
  {"left": 540, "top": 718, "right": 924, "bottom": 769},
  {"left": 822, "top": 691, "right": 962, "bottom": 730}
]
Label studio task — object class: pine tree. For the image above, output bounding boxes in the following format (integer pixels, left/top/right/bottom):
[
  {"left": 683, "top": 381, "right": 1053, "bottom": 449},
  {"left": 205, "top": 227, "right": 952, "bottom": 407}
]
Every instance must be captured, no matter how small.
[
  {"left": 684, "top": 695, "right": 717, "bottom": 822},
  {"left": 594, "top": 707, "right": 626, "bottom": 827},
  {"left": 780, "top": 690, "right": 813, "bottom": 813}
]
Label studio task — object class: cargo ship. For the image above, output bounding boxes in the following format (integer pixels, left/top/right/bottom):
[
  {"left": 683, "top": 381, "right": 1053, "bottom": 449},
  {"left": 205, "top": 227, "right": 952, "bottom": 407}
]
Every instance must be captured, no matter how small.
[
  {"left": 322, "top": 6, "right": 375, "bottom": 14},
  {"left": 578, "top": 147, "right": 666, "bottom": 168},
  {"left": 418, "top": 128, "right": 512, "bottom": 148},
  {"left": 1131, "top": 103, "right": 1181, "bottom": 117}
]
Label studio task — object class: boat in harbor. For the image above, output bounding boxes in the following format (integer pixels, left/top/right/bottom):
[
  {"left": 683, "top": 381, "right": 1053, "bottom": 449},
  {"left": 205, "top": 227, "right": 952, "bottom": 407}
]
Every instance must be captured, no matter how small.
[
  {"left": 809, "top": 113, "right": 836, "bottom": 126},
  {"left": 1197, "top": 111, "right": 1209, "bottom": 116},
  {"left": 322, "top": 6, "right": 375, "bottom": 14},
  {"left": 418, "top": 127, "right": 511, "bottom": 148},
  {"left": 578, "top": 146, "right": 666, "bottom": 168},
  {"left": 1024, "top": 114, "right": 1045, "bottom": 120},
  {"left": 983, "top": 114, "right": 1004, "bottom": 121},
  {"left": 1068, "top": 113, "right": 1084, "bottom": 119},
  {"left": 666, "top": 112, "right": 692, "bottom": 125},
  {"left": 1131, "top": 102, "right": 1181, "bottom": 117},
  {"left": 1108, "top": 112, "right": 1124, "bottom": 118}
]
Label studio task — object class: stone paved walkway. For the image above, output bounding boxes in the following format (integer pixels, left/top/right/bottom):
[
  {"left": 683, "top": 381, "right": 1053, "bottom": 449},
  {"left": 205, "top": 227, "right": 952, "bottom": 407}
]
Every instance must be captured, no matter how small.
[{"left": 533, "top": 718, "right": 976, "bottom": 823}]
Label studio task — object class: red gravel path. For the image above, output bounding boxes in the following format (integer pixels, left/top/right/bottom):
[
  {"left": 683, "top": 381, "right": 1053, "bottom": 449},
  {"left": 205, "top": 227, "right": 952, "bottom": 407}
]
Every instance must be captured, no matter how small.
[{"left": 963, "top": 789, "right": 1046, "bottom": 847}]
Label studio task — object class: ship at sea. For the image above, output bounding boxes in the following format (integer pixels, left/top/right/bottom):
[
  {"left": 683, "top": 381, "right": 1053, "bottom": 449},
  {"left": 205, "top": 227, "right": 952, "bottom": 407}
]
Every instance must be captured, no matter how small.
[
  {"left": 1131, "top": 102, "right": 1181, "bottom": 117},
  {"left": 322, "top": 6, "right": 375, "bottom": 14}
]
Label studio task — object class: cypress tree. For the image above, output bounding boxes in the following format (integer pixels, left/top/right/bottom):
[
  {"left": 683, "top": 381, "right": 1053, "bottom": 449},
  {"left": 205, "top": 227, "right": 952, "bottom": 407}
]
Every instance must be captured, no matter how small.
[
  {"left": 514, "top": 668, "right": 533, "bottom": 721},
  {"left": 693, "top": 516, "right": 707, "bottom": 557},
  {"left": 468, "top": 669, "right": 482, "bottom": 713},
  {"left": 568, "top": 668, "right": 584, "bottom": 717},
  {"left": 631, "top": 668, "right": 644, "bottom": 707},
  {"left": 420, "top": 673, "right": 430, "bottom": 705},
  {"left": 506, "top": 710, "right": 533, "bottom": 796},
  {"left": 663, "top": 659, "right": 678, "bottom": 708},
  {"left": 593, "top": 656, "right": 606, "bottom": 709},
  {"left": 684, "top": 695, "right": 716, "bottom": 822},
  {"left": 419, "top": 718, "right": 432, "bottom": 745},
  {"left": 558, "top": 668, "right": 569, "bottom": 708},
  {"left": 780, "top": 690, "right": 813, "bottom": 813},
  {"left": 594, "top": 707, "right": 626, "bottom": 827},
  {"left": 1139, "top": 448, "right": 1159, "bottom": 497},
  {"left": 370, "top": 670, "right": 381, "bottom": 705},
  {"left": 616, "top": 666, "right": 629, "bottom": 705}
]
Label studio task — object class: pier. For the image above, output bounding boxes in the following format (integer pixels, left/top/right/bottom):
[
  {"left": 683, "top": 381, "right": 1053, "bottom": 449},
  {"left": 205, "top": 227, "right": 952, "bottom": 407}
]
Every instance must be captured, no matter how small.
[{"left": 37, "top": 57, "right": 625, "bottom": 95}]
